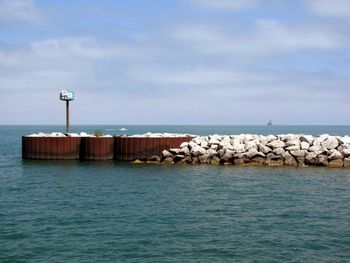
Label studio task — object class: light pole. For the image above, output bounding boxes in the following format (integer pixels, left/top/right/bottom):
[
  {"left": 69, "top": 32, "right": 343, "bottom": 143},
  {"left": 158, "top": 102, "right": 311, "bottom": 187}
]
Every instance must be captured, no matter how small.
[{"left": 59, "top": 90, "right": 74, "bottom": 134}]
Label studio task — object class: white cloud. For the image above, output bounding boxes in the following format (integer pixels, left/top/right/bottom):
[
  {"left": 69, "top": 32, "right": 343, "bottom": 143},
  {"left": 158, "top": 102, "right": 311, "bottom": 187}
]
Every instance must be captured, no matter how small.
[
  {"left": 187, "top": 0, "right": 260, "bottom": 10},
  {"left": 306, "top": 0, "right": 350, "bottom": 18},
  {"left": 0, "top": 0, "right": 41, "bottom": 22},
  {"left": 173, "top": 20, "right": 347, "bottom": 56}
]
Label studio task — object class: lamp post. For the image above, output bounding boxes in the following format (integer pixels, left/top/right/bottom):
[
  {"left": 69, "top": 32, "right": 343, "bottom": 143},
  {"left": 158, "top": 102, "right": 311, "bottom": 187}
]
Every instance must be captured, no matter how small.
[{"left": 59, "top": 90, "right": 74, "bottom": 134}]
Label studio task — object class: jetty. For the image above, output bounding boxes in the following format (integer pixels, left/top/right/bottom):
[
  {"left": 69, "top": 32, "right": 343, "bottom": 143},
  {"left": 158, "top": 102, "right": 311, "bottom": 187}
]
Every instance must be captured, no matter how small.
[{"left": 22, "top": 132, "right": 350, "bottom": 168}]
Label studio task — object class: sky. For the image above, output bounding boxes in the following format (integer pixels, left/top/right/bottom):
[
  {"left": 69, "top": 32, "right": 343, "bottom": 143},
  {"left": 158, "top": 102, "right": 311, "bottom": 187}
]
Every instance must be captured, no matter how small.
[{"left": 0, "top": 0, "right": 349, "bottom": 125}]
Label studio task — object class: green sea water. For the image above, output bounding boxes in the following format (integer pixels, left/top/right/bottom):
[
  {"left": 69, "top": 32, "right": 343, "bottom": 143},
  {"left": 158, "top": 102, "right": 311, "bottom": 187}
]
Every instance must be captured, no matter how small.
[{"left": 1, "top": 125, "right": 350, "bottom": 262}]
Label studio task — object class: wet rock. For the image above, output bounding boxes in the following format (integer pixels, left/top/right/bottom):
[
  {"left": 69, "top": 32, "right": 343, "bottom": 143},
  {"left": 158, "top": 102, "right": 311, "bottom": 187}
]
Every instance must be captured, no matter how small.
[
  {"left": 328, "top": 159, "right": 343, "bottom": 168},
  {"left": 234, "top": 158, "right": 245, "bottom": 165},
  {"left": 267, "top": 159, "right": 284, "bottom": 166},
  {"left": 192, "top": 157, "right": 200, "bottom": 164},
  {"left": 267, "top": 153, "right": 281, "bottom": 160},
  {"left": 173, "top": 155, "right": 185, "bottom": 162},
  {"left": 343, "top": 158, "right": 350, "bottom": 168},
  {"left": 296, "top": 157, "right": 306, "bottom": 167},
  {"left": 180, "top": 155, "right": 192, "bottom": 164},
  {"left": 316, "top": 155, "right": 328, "bottom": 166},
  {"left": 150, "top": 155, "right": 161, "bottom": 162},
  {"left": 210, "top": 156, "right": 220, "bottom": 165},
  {"left": 328, "top": 149, "right": 343, "bottom": 160},
  {"left": 221, "top": 151, "right": 234, "bottom": 162},
  {"left": 284, "top": 152, "right": 297, "bottom": 166},
  {"left": 162, "top": 150, "right": 173, "bottom": 158},
  {"left": 305, "top": 152, "right": 317, "bottom": 165},
  {"left": 163, "top": 157, "right": 174, "bottom": 164},
  {"left": 199, "top": 154, "right": 211, "bottom": 164},
  {"left": 251, "top": 157, "right": 266, "bottom": 166}
]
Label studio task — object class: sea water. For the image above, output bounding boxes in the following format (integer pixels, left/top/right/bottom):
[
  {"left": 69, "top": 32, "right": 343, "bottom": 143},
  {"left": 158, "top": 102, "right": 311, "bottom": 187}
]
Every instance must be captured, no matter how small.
[{"left": 1, "top": 125, "right": 350, "bottom": 262}]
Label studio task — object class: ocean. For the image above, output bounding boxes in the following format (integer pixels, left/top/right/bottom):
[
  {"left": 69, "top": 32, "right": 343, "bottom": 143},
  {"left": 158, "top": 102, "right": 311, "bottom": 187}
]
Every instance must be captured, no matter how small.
[{"left": 1, "top": 125, "right": 350, "bottom": 262}]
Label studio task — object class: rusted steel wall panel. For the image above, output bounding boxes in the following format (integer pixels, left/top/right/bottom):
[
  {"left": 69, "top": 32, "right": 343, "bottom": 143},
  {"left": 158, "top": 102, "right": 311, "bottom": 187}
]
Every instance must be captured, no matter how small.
[
  {"left": 114, "top": 136, "right": 193, "bottom": 161},
  {"left": 22, "top": 136, "right": 81, "bottom": 160},
  {"left": 83, "top": 137, "right": 114, "bottom": 160}
]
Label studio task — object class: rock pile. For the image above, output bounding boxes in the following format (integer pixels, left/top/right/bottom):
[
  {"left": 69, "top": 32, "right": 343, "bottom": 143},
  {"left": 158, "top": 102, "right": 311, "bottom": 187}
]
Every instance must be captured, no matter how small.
[
  {"left": 159, "top": 134, "right": 350, "bottom": 168},
  {"left": 26, "top": 132, "right": 113, "bottom": 137}
]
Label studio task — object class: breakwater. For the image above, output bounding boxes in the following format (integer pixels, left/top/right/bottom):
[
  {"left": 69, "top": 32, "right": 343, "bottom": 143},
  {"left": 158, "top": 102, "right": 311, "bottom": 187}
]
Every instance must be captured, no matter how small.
[
  {"left": 22, "top": 132, "right": 350, "bottom": 167},
  {"left": 160, "top": 134, "right": 350, "bottom": 168}
]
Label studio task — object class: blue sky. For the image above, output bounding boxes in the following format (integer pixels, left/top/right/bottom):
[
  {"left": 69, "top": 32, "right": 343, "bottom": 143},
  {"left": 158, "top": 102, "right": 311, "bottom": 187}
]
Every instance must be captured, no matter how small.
[{"left": 0, "top": 0, "right": 349, "bottom": 125}]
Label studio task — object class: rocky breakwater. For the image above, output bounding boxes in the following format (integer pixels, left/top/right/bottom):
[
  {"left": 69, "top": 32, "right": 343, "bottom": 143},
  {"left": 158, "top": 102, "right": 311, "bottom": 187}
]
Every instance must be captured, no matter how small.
[{"left": 160, "top": 134, "right": 350, "bottom": 168}]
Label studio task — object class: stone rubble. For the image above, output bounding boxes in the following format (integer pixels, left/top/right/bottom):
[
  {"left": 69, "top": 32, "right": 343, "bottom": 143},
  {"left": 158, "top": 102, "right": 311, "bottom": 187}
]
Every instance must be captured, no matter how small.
[{"left": 156, "top": 134, "right": 350, "bottom": 168}]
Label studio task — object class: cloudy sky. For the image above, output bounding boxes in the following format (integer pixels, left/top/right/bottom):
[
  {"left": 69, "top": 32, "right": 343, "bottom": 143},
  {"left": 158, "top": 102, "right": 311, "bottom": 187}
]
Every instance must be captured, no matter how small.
[{"left": 0, "top": 0, "right": 349, "bottom": 125}]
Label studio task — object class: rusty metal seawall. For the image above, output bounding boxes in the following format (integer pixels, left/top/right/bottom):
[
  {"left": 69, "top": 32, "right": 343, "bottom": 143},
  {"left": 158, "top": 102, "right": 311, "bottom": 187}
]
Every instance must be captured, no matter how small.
[
  {"left": 22, "top": 136, "right": 81, "bottom": 160},
  {"left": 80, "top": 137, "right": 114, "bottom": 160},
  {"left": 22, "top": 136, "right": 194, "bottom": 161},
  {"left": 115, "top": 136, "right": 193, "bottom": 161}
]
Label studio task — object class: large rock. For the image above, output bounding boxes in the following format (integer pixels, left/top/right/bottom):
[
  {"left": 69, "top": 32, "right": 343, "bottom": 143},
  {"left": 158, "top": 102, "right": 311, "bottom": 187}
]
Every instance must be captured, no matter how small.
[
  {"left": 246, "top": 148, "right": 265, "bottom": 158},
  {"left": 217, "top": 149, "right": 226, "bottom": 158},
  {"left": 286, "top": 145, "right": 300, "bottom": 151},
  {"left": 180, "top": 142, "right": 189, "bottom": 148},
  {"left": 251, "top": 157, "right": 266, "bottom": 166},
  {"left": 321, "top": 137, "right": 339, "bottom": 150},
  {"left": 339, "top": 136, "right": 350, "bottom": 144},
  {"left": 200, "top": 140, "right": 209, "bottom": 149},
  {"left": 221, "top": 151, "right": 233, "bottom": 162},
  {"left": 210, "top": 144, "right": 219, "bottom": 151},
  {"left": 284, "top": 152, "right": 298, "bottom": 166},
  {"left": 300, "top": 142, "right": 310, "bottom": 150},
  {"left": 150, "top": 155, "right": 161, "bottom": 162},
  {"left": 305, "top": 152, "right": 317, "bottom": 165},
  {"left": 162, "top": 150, "right": 173, "bottom": 158},
  {"left": 267, "top": 159, "right": 283, "bottom": 166},
  {"left": 245, "top": 141, "right": 258, "bottom": 151},
  {"left": 286, "top": 139, "right": 300, "bottom": 147},
  {"left": 258, "top": 144, "right": 272, "bottom": 154},
  {"left": 208, "top": 138, "right": 220, "bottom": 145},
  {"left": 163, "top": 157, "right": 174, "bottom": 164},
  {"left": 273, "top": 147, "right": 285, "bottom": 155},
  {"left": 199, "top": 154, "right": 211, "bottom": 164},
  {"left": 232, "top": 142, "right": 245, "bottom": 153},
  {"left": 179, "top": 155, "right": 192, "bottom": 164},
  {"left": 191, "top": 145, "right": 206, "bottom": 157},
  {"left": 328, "top": 149, "right": 343, "bottom": 160},
  {"left": 206, "top": 148, "right": 218, "bottom": 157},
  {"left": 267, "top": 140, "right": 286, "bottom": 149},
  {"left": 328, "top": 159, "right": 343, "bottom": 168},
  {"left": 308, "top": 145, "right": 322, "bottom": 152},
  {"left": 210, "top": 156, "right": 221, "bottom": 165},
  {"left": 344, "top": 158, "right": 350, "bottom": 168},
  {"left": 179, "top": 147, "right": 190, "bottom": 156},
  {"left": 169, "top": 148, "right": 181, "bottom": 154},
  {"left": 290, "top": 150, "right": 306, "bottom": 158},
  {"left": 300, "top": 135, "right": 314, "bottom": 144},
  {"left": 316, "top": 155, "right": 328, "bottom": 166}
]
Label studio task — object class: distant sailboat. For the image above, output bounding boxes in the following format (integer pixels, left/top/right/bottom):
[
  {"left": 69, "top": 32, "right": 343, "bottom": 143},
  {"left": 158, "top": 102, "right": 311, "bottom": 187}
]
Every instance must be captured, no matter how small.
[{"left": 267, "top": 120, "right": 272, "bottom": 126}]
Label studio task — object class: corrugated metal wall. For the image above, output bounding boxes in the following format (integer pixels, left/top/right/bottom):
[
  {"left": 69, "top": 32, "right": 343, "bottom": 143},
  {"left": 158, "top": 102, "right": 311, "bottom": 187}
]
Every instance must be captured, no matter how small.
[
  {"left": 81, "top": 137, "right": 114, "bottom": 160},
  {"left": 22, "top": 137, "right": 81, "bottom": 160},
  {"left": 22, "top": 136, "right": 193, "bottom": 161},
  {"left": 115, "top": 137, "right": 193, "bottom": 161}
]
